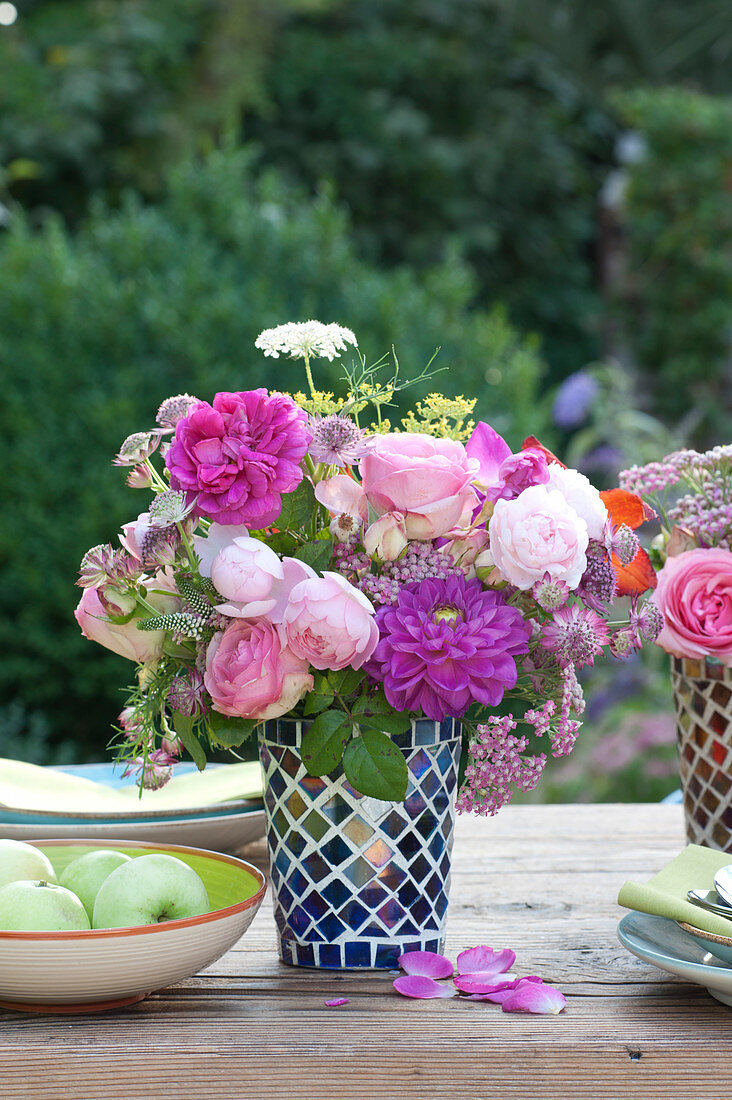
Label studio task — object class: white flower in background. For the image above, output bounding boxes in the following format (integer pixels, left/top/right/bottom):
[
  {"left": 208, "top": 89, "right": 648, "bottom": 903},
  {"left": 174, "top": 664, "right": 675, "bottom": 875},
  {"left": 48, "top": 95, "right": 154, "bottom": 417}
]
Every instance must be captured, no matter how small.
[
  {"left": 255, "top": 321, "right": 358, "bottom": 361},
  {"left": 545, "top": 464, "right": 608, "bottom": 541}
]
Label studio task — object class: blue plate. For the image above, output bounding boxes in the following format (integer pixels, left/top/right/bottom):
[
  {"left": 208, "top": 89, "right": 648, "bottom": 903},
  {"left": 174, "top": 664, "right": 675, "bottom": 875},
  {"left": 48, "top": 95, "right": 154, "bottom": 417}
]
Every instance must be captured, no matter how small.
[{"left": 617, "top": 911, "right": 732, "bottom": 1007}]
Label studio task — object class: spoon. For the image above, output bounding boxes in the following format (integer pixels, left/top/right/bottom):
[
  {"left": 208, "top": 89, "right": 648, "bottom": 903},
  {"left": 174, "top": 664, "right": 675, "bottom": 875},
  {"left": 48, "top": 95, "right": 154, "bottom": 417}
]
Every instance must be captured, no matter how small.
[
  {"left": 687, "top": 888, "right": 732, "bottom": 917},
  {"left": 713, "top": 865, "right": 732, "bottom": 908}
]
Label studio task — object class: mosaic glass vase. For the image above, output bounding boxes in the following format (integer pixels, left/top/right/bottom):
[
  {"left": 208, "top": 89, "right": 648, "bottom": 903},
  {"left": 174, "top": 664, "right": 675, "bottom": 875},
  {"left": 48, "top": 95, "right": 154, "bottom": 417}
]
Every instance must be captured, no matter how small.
[
  {"left": 672, "top": 655, "right": 732, "bottom": 851},
  {"left": 259, "top": 717, "right": 462, "bottom": 969}
]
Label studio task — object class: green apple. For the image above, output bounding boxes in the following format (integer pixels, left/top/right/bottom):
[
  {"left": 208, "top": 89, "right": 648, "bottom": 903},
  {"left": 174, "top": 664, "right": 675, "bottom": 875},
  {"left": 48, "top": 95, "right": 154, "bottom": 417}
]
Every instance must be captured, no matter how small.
[
  {"left": 0, "top": 880, "right": 91, "bottom": 931},
  {"left": 92, "top": 853, "right": 210, "bottom": 929},
  {"left": 59, "top": 849, "right": 133, "bottom": 921},
  {"left": 0, "top": 839, "right": 57, "bottom": 888}
]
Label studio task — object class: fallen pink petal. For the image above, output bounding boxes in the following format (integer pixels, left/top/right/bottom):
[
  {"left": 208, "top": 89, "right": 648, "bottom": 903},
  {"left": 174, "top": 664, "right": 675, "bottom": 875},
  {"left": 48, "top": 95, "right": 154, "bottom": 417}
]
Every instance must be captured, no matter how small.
[
  {"left": 501, "top": 980, "right": 567, "bottom": 1015},
  {"left": 393, "top": 975, "right": 457, "bottom": 999},
  {"left": 324, "top": 998, "right": 350, "bottom": 1007},
  {"left": 397, "top": 950, "right": 454, "bottom": 979},
  {"left": 453, "top": 972, "right": 518, "bottom": 995},
  {"left": 456, "top": 945, "right": 516, "bottom": 976},
  {"left": 464, "top": 976, "right": 545, "bottom": 1002}
]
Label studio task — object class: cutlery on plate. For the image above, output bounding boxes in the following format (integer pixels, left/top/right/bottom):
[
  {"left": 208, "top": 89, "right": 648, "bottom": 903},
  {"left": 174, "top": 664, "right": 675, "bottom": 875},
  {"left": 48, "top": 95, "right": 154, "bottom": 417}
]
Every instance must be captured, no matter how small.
[
  {"left": 687, "top": 888, "right": 732, "bottom": 918},
  {"left": 713, "top": 865, "right": 732, "bottom": 909}
]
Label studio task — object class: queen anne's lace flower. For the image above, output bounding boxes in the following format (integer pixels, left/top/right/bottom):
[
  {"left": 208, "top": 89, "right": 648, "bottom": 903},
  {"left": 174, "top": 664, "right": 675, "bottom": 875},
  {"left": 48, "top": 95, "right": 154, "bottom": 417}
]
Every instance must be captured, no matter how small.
[{"left": 255, "top": 321, "right": 357, "bottom": 361}]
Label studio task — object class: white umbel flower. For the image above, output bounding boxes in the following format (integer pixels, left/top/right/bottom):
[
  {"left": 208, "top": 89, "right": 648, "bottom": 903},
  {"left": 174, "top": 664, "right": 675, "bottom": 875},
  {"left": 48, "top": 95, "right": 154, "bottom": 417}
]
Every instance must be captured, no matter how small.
[{"left": 255, "top": 320, "right": 358, "bottom": 361}]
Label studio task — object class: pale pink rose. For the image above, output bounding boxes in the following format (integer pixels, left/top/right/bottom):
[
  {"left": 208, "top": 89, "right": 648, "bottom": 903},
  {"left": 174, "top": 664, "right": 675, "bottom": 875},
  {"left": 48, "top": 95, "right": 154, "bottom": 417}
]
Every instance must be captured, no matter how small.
[
  {"left": 363, "top": 512, "right": 408, "bottom": 562},
  {"left": 489, "top": 485, "right": 588, "bottom": 591},
  {"left": 545, "top": 465, "right": 608, "bottom": 541},
  {"left": 204, "top": 619, "right": 313, "bottom": 720},
  {"left": 210, "top": 540, "right": 316, "bottom": 622},
  {"left": 283, "top": 572, "right": 379, "bottom": 670},
  {"left": 359, "top": 433, "right": 479, "bottom": 540},
  {"left": 652, "top": 548, "right": 732, "bottom": 664},
  {"left": 74, "top": 581, "right": 179, "bottom": 663},
  {"left": 193, "top": 523, "right": 250, "bottom": 575}
]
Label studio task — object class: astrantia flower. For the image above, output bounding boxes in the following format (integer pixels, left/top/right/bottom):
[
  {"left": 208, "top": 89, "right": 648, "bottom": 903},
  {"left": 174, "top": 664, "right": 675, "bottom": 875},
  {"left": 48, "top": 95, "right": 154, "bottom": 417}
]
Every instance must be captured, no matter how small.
[
  {"left": 629, "top": 598, "right": 664, "bottom": 643},
  {"left": 156, "top": 394, "right": 200, "bottom": 429},
  {"left": 255, "top": 321, "right": 357, "bottom": 361},
  {"left": 165, "top": 389, "right": 311, "bottom": 528},
  {"left": 77, "top": 544, "right": 116, "bottom": 588},
  {"left": 148, "top": 490, "right": 195, "bottom": 528},
  {"left": 532, "top": 573, "right": 570, "bottom": 612},
  {"left": 308, "top": 414, "right": 373, "bottom": 467},
  {"left": 167, "top": 669, "right": 208, "bottom": 717},
  {"left": 541, "top": 604, "right": 610, "bottom": 668},
  {"left": 113, "top": 430, "right": 166, "bottom": 467},
  {"left": 123, "top": 749, "right": 178, "bottom": 791},
  {"left": 367, "top": 574, "right": 531, "bottom": 721}
]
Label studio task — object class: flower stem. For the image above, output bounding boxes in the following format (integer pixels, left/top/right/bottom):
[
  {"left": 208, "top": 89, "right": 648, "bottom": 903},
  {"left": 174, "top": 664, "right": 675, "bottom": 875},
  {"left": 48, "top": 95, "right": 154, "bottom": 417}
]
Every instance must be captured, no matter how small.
[{"left": 304, "top": 353, "right": 317, "bottom": 401}]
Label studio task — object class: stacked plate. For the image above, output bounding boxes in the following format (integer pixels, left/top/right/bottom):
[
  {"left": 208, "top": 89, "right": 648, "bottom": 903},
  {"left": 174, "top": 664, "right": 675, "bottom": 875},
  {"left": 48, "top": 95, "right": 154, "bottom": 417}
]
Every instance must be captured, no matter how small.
[
  {"left": 618, "top": 913, "right": 732, "bottom": 1007},
  {"left": 0, "top": 761, "right": 266, "bottom": 854}
]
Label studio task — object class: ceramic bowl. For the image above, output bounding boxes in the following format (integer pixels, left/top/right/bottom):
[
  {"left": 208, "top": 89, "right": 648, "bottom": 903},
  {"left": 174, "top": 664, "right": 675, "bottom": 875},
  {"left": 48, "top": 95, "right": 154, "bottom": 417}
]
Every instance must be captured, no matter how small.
[
  {"left": 677, "top": 921, "right": 732, "bottom": 966},
  {"left": 0, "top": 839, "right": 266, "bottom": 1013}
]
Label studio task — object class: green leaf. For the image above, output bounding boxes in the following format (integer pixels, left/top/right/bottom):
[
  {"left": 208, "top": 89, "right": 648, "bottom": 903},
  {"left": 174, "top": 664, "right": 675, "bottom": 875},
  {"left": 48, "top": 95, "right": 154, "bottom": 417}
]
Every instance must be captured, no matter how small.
[
  {"left": 206, "top": 711, "right": 258, "bottom": 749},
  {"left": 265, "top": 531, "right": 299, "bottom": 555},
  {"left": 343, "top": 729, "right": 409, "bottom": 800},
  {"left": 300, "top": 710, "right": 352, "bottom": 776},
  {"left": 171, "top": 711, "right": 207, "bottom": 771},
  {"left": 353, "top": 711, "right": 412, "bottom": 736},
  {"left": 303, "top": 692, "right": 334, "bottom": 716},
  {"left": 294, "top": 538, "right": 334, "bottom": 572},
  {"left": 325, "top": 667, "right": 364, "bottom": 696},
  {"left": 275, "top": 478, "right": 316, "bottom": 532}
]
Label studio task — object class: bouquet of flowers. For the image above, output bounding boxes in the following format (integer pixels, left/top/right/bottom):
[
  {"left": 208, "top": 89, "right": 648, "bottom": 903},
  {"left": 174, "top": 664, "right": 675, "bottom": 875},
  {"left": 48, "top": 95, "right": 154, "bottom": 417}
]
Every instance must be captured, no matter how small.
[
  {"left": 621, "top": 446, "right": 732, "bottom": 664},
  {"left": 76, "top": 321, "right": 659, "bottom": 812}
]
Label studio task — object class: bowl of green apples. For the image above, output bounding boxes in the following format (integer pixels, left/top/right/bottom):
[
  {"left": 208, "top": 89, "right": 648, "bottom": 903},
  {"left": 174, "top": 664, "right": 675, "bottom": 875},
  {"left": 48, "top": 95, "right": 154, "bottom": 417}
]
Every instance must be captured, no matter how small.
[{"left": 0, "top": 838, "right": 266, "bottom": 1013}]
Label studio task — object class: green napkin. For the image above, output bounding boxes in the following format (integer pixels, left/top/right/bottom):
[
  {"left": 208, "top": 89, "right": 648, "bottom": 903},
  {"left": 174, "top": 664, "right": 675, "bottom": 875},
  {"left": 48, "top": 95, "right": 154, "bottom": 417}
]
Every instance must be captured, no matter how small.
[
  {"left": 618, "top": 844, "right": 732, "bottom": 936},
  {"left": 0, "top": 758, "right": 263, "bottom": 814}
]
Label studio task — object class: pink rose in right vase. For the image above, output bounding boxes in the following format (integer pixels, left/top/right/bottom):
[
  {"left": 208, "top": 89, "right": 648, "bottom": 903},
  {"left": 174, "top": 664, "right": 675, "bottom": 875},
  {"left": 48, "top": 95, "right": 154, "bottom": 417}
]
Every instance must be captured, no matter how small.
[{"left": 652, "top": 547, "right": 732, "bottom": 665}]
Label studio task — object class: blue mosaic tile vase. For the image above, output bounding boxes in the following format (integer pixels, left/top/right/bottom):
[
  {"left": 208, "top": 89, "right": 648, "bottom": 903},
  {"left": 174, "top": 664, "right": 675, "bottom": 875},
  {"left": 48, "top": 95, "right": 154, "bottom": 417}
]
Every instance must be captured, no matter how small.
[{"left": 259, "top": 717, "right": 462, "bottom": 970}]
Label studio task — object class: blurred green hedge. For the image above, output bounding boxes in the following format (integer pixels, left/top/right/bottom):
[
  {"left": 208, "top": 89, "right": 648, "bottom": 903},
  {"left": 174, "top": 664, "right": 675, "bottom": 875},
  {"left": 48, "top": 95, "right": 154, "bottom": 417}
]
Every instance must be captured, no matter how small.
[{"left": 0, "top": 146, "right": 548, "bottom": 760}]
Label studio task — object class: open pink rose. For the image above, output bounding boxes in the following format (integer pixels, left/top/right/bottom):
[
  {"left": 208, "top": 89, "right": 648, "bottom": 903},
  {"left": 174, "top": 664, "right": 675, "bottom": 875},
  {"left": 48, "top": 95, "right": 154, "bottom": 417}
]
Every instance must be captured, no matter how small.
[
  {"left": 74, "top": 582, "right": 179, "bottom": 664},
  {"left": 283, "top": 572, "right": 379, "bottom": 670},
  {"left": 652, "top": 548, "right": 732, "bottom": 664},
  {"left": 489, "top": 484, "right": 588, "bottom": 591},
  {"left": 204, "top": 619, "right": 313, "bottom": 720},
  {"left": 360, "top": 434, "right": 478, "bottom": 540}
]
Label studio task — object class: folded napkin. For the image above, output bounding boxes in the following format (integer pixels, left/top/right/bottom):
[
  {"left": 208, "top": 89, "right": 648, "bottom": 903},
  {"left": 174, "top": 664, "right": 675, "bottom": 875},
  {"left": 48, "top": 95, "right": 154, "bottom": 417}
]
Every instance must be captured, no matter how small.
[
  {"left": 0, "top": 758, "right": 263, "bottom": 815},
  {"left": 618, "top": 844, "right": 732, "bottom": 937}
]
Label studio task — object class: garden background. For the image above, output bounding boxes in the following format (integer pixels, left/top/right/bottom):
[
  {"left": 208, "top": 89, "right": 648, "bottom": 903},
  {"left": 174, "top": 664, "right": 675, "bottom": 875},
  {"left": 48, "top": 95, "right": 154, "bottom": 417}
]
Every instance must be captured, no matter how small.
[{"left": 2, "top": 0, "right": 731, "bottom": 802}]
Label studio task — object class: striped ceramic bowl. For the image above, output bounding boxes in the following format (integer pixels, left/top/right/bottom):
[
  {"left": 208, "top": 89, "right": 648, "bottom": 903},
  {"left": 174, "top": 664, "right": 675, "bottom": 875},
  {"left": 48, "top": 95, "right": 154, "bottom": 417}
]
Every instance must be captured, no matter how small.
[{"left": 0, "top": 839, "right": 266, "bottom": 1013}]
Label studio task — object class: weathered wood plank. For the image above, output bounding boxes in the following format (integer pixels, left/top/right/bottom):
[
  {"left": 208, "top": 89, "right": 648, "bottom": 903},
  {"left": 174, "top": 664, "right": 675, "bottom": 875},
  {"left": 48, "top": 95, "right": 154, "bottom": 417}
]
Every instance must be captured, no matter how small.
[{"left": 5, "top": 803, "right": 728, "bottom": 1100}]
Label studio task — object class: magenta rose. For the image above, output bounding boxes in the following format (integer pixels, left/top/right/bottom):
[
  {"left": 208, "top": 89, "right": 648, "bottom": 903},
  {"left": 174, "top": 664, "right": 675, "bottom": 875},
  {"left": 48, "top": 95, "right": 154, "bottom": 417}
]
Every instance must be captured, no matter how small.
[
  {"left": 283, "top": 572, "right": 379, "bottom": 671},
  {"left": 165, "top": 390, "right": 311, "bottom": 528},
  {"left": 204, "top": 619, "right": 313, "bottom": 720},
  {"left": 652, "top": 548, "right": 732, "bottom": 664},
  {"left": 359, "top": 434, "right": 479, "bottom": 540},
  {"left": 466, "top": 422, "right": 549, "bottom": 503},
  {"left": 74, "top": 583, "right": 179, "bottom": 664}
]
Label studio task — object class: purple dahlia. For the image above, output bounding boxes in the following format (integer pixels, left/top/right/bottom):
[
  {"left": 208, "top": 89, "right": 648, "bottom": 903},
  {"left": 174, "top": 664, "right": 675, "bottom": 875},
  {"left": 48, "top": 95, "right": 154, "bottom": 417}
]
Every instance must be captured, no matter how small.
[
  {"left": 366, "top": 574, "right": 531, "bottom": 721},
  {"left": 165, "top": 390, "right": 311, "bottom": 528}
]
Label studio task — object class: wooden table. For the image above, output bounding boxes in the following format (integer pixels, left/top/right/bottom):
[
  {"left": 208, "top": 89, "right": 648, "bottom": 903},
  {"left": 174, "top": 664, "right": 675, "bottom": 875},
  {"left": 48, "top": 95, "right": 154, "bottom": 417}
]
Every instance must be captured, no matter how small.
[{"left": 3, "top": 803, "right": 731, "bottom": 1098}]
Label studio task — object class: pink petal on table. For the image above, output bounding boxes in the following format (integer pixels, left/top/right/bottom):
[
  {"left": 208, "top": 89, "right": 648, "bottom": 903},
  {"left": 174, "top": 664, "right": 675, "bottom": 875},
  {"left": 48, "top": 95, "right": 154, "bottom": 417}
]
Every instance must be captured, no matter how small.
[
  {"left": 463, "top": 976, "right": 543, "bottom": 1002},
  {"left": 456, "top": 946, "right": 516, "bottom": 976},
  {"left": 393, "top": 975, "right": 457, "bottom": 999},
  {"left": 453, "top": 972, "right": 518, "bottom": 995},
  {"left": 501, "top": 980, "right": 566, "bottom": 1015},
  {"left": 397, "top": 950, "right": 454, "bottom": 979},
  {"left": 324, "top": 998, "right": 350, "bottom": 1007}
]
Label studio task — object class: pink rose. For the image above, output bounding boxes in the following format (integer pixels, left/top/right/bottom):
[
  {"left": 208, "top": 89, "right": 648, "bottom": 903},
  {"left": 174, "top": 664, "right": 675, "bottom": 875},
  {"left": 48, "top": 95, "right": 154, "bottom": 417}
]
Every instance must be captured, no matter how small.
[
  {"left": 359, "top": 434, "right": 479, "bottom": 540},
  {"left": 74, "top": 582, "right": 179, "bottom": 664},
  {"left": 489, "top": 485, "right": 588, "bottom": 591},
  {"left": 363, "top": 512, "right": 408, "bottom": 562},
  {"left": 440, "top": 527, "right": 490, "bottom": 573},
  {"left": 652, "top": 548, "right": 732, "bottom": 664},
  {"left": 283, "top": 572, "right": 379, "bottom": 671},
  {"left": 204, "top": 619, "right": 313, "bottom": 720}
]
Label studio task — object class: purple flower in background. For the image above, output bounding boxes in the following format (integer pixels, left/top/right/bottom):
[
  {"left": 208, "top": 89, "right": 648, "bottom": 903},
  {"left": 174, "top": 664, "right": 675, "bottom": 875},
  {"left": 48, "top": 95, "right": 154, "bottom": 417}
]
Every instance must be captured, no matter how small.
[
  {"left": 308, "top": 415, "right": 373, "bottom": 467},
  {"left": 165, "top": 390, "right": 311, "bottom": 527},
  {"left": 552, "top": 371, "right": 599, "bottom": 430},
  {"left": 367, "top": 574, "right": 530, "bottom": 721}
]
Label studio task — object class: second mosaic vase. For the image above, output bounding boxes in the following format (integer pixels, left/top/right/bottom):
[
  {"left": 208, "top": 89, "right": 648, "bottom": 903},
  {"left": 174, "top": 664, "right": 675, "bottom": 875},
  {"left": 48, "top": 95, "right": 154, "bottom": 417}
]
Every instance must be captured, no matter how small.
[{"left": 259, "top": 717, "right": 462, "bottom": 970}]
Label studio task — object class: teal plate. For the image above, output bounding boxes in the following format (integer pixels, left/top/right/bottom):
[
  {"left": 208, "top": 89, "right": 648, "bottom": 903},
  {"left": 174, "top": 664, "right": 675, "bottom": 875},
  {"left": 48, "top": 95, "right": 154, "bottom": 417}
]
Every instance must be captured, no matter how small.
[{"left": 617, "top": 911, "right": 732, "bottom": 1008}]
